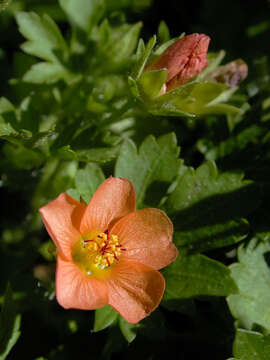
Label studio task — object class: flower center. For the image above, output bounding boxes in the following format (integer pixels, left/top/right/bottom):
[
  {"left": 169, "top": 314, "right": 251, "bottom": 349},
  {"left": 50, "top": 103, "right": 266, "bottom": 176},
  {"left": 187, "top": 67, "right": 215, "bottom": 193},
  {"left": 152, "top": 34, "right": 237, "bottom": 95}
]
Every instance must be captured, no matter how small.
[{"left": 72, "top": 230, "right": 125, "bottom": 277}]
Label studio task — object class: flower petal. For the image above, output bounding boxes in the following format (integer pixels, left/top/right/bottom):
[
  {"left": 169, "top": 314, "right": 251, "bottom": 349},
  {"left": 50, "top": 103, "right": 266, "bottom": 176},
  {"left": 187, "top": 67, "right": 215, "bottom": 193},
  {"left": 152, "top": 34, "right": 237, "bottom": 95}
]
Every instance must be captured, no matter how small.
[
  {"left": 40, "top": 193, "right": 86, "bottom": 260},
  {"left": 111, "top": 208, "right": 178, "bottom": 270},
  {"left": 80, "top": 177, "right": 136, "bottom": 234},
  {"left": 107, "top": 260, "right": 165, "bottom": 323},
  {"left": 56, "top": 256, "right": 108, "bottom": 310}
]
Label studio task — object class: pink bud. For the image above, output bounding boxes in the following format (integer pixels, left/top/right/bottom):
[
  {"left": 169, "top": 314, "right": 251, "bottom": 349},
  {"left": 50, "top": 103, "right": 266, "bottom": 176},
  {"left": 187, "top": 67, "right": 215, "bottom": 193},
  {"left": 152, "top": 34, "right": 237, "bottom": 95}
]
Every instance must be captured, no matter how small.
[
  {"left": 206, "top": 59, "right": 248, "bottom": 88},
  {"left": 145, "top": 33, "right": 210, "bottom": 93}
]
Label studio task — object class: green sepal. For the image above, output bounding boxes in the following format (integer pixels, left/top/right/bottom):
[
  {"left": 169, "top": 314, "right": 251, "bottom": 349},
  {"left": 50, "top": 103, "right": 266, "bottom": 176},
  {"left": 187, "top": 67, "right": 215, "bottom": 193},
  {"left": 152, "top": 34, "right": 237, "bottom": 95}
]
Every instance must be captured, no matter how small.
[
  {"left": 132, "top": 35, "right": 156, "bottom": 80},
  {"left": 138, "top": 69, "right": 167, "bottom": 99},
  {"left": 157, "top": 21, "right": 170, "bottom": 44},
  {"left": 93, "top": 306, "right": 118, "bottom": 333}
]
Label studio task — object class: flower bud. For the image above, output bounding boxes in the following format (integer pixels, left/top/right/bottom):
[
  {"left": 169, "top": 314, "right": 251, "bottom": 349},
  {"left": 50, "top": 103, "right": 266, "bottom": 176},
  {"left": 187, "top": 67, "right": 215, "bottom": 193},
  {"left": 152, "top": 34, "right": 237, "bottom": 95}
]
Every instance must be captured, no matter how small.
[
  {"left": 206, "top": 59, "right": 248, "bottom": 88},
  {"left": 145, "top": 33, "right": 210, "bottom": 93}
]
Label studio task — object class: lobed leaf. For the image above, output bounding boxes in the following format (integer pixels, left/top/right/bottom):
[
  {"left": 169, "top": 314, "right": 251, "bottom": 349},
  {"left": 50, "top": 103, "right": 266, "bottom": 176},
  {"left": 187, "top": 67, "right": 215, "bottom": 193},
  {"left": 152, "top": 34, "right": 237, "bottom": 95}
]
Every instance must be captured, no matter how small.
[
  {"left": 16, "top": 11, "right": 68, "bottom": 63},
  {"left": 233, "top": 329, "right": 270, "bottom": 360},
  {"left": 115, "top": 133, "right": 181, "bottom": 207},
  {"left": 163, "top": 253, "right": 237, "bottom": 303},
  {"left": 227, "top": 238, "right": 270, "bottom": 332},
  {"left": 74, "top": 163, "right": 105, "bottom": 203}
]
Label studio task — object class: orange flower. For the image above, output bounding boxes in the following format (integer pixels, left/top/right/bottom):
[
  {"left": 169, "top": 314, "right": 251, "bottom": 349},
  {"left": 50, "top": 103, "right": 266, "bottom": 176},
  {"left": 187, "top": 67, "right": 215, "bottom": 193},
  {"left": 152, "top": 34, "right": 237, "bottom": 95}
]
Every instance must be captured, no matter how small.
[
  {"left": 145, "top": 33, "right": 210, "bottom": 93},
  {"left": 40, "top": 177, "right": 178, "bottom": 324}
]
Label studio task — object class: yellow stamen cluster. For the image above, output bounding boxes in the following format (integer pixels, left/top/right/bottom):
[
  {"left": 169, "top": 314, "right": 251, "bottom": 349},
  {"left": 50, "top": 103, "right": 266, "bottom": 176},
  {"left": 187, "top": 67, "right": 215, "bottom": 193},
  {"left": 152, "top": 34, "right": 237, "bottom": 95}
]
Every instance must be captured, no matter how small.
[
  {"left": 72, "top": 230, "right": 125, "bottom": 277},
  {"left": 83, "top": 231, "right": 122, "bottom": 269}
]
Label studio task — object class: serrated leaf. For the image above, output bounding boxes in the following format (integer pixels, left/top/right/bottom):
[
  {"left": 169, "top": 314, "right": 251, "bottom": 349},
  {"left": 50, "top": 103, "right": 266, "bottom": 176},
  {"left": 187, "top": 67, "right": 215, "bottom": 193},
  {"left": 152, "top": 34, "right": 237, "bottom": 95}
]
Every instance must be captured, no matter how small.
[
  {"left": 115, "top": 133, "right": 181, "bottom": 207},
  {"left": 227, "top": 238, "right": 270, "bottom": 331},
  {"left": 93, "top": 306, "right": 118, "bottom": 332},
  {"left": 16, "top": 12, "right": 68, "bottom": 63},
  {"left": 74, "top": 163, "right": 105, "bottom": 203},
  {"left": 0, "top": 284, "right": 21, "bottom": 360},
  {"left": 233, "top": 329, "right": 270, "bottom": 360},
  {"left": 166, "top": 161, "right": 259, "bottom": 223},
  {"left": 0, "top": 97, "right": 18, "bottom": 136},
  {"left": 59, "top": 0, "right": 105, "bottom": 34},
  {"left": 165, "top": 161, "right": 259, "bottom": 252},
  {"left": 174, "top": 218, "right": 249, "bottom": 253},
  {"left": 75, "top": 146, "right": 120, "bottom": 163},
  {"left": 163, "top": 253, "right": 237, "bottom": 302}
]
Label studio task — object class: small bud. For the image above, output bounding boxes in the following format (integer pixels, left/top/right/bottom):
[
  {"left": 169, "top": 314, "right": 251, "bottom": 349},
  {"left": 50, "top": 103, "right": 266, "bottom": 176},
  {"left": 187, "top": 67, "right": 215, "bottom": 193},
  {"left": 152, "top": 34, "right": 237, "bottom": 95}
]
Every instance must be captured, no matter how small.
[
  {"left": 145, "top": 33, "right": 210, "bottom": 93},
  {"left": 206, "top": 59, "right": 248, "bottom": 88},
  {"left": 34, "top": 264, "right": 55, "bottom": 284}
]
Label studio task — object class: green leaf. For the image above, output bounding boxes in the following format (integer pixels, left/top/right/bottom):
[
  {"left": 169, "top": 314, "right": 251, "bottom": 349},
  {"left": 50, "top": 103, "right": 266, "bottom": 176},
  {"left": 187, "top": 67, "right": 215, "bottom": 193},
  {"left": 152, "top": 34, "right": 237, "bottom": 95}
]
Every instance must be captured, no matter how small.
[
  {"left": 138, "top": 69, "right": 167, "bottom": 99},
  {"left": 75, "top": 146, "right": 120, "bottom": 163},
  {"left": 166, "top": 161, "right": 259, "bottom": 223},
  {"left": 203, "top": 125, "right": 264, "bottom": 161},
  {"left": 115, "top": 133, "right": 181, "bottom": 207},
  {"left": 3, "top": 144, "right": 45, "bottom": 170},
  {"left": 158, "top": 21, "right": 170, "bottom": 44},
  {"left": 0, "top": 0, "right": 10, "bottom": 12},
  {"left": 23, "top": 62, "right": 71, "bottom": 84},
  {"left": 179, "top": 82, "right": 232, "bottom": 115},
  {"left": 32, "top": 159, "right": 78, "bottom": 209},
  {"left": 165, "top": 161, "right": 259, "bottom": 253},
  {"left": 118, "top": 316, "right": 139, "bottom": 343},
  {"left": 16, "top": 12, "right": 68, "bottom": 63},
  {"left": 0, "top": 119, "right": 17, "bottom": 137},
  {"left": 93, "top": 306, "right": 118, "bottom": 332},
  {"left": 233, "top": 329, "right": 270, "bottom": 360},
  {"left": 174, "top": 218, "right": 249, "bottom": 253},
  {"left": 59, "top": 0, "right": 105, "bottom": 34},
  {"left": 74, "top": 163, "right": 105, "bottom": 203},
  {"left": 128, "top": 76, "right": 140, "bottom": 97},
  {"left": 149, "top": 80, "right": 239, "bottom": 117},
  {"left": 66, "top": 188, "right": 80, "bottom": 201},
  {"left": 132, "top": 35, "right": 156, "bottom": 80},
  {"left": 149, "top": 81, "right": 196, "bottom": 117},
  {"left": 38, "top": 240, "right": 55, "bottom": 262},
  {"left": 163, "top": 253, "right": 237, "bottom": 302},
  {"left": 227, "top": 238, "right": 270, "bottom": 331},
  {"left": 0, "top": 284, "right": 21, "bottom": 360},
  {"left": 0, "top": 97, "right": 18, "bottom": 136},
  {"left": 104, "top": 22, "right": 142, "bottom": 65}
]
